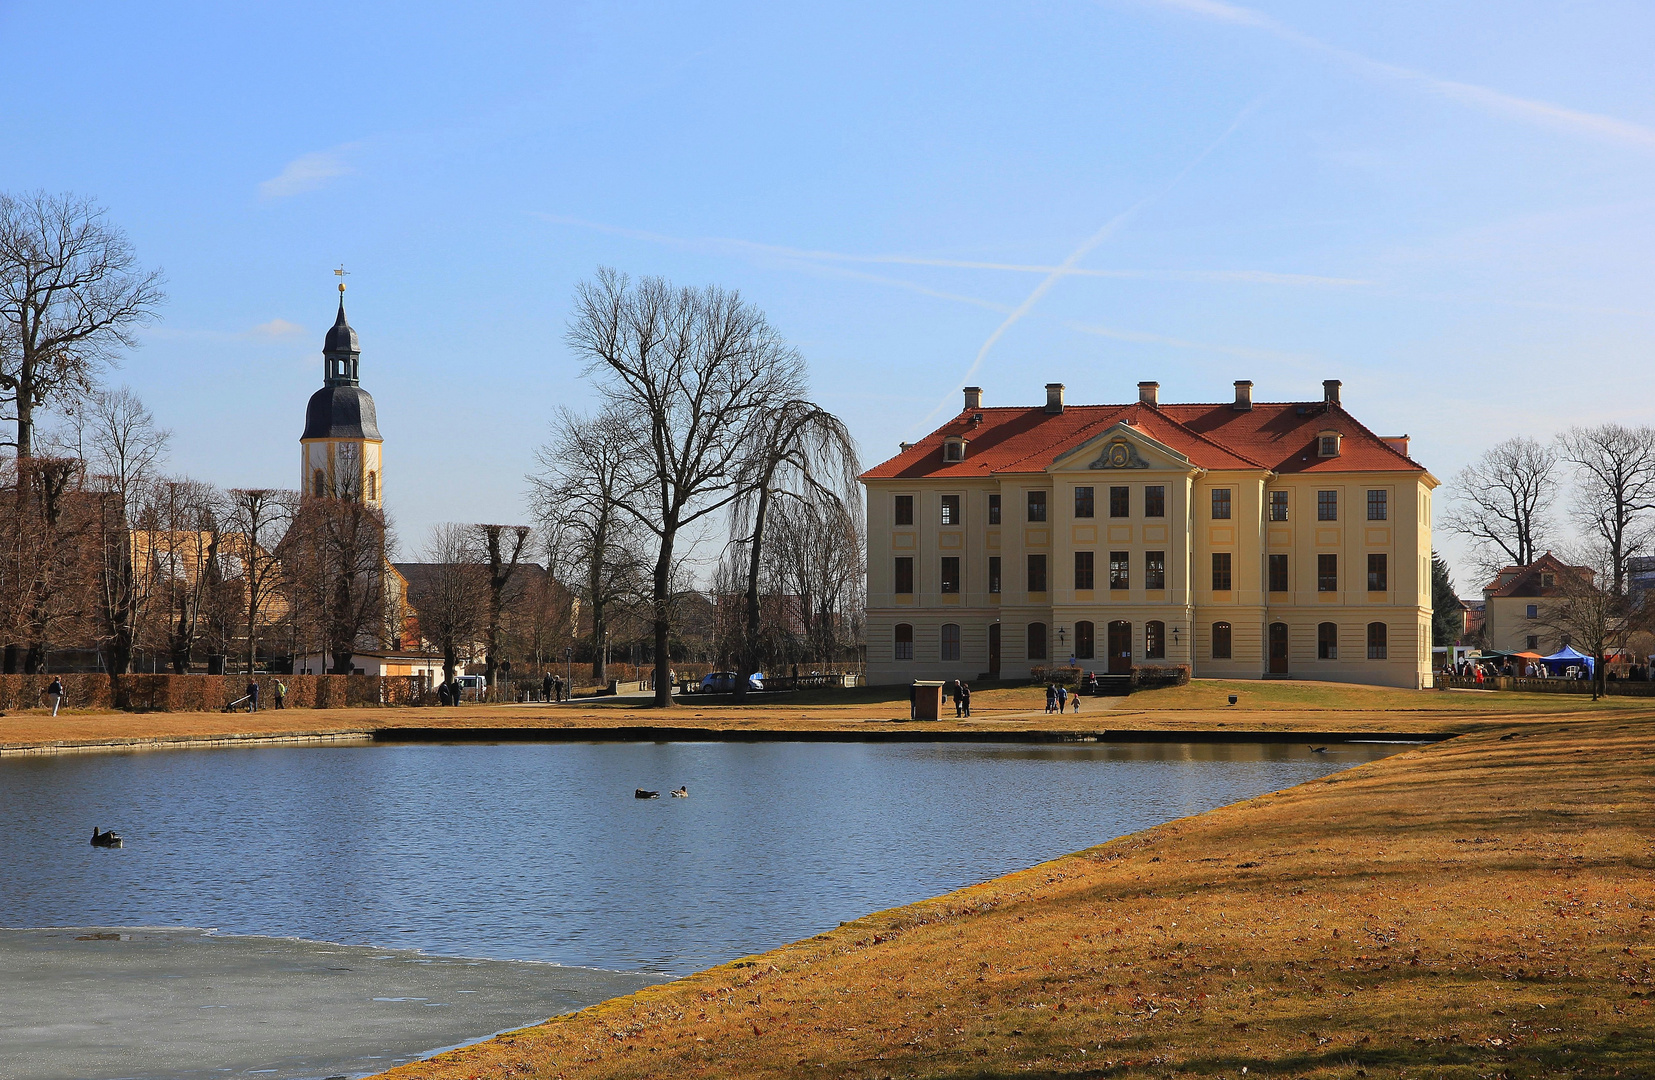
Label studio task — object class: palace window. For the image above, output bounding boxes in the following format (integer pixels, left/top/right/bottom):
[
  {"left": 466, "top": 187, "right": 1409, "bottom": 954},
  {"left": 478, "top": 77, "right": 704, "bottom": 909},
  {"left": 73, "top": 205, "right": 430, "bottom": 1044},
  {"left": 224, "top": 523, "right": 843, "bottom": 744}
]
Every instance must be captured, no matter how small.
[
  {"left": 1367, "top": 490, "right": 1388, "bottom": 521},
  {"left": 1075, "top": 620, "right": 1095, "bottom": 661},
  {"left": 940, "top": 623, "right": 961, "bottom": 661},
  {"left": 988, "top": 494, "right": 1001, "bottom": 525},
  {"left": 1027, "top": 491, "right": 1047, "bottom": 522},
  {"left": 1318, "top": 433, "right": 1341, "bottom": 457},
  {"left": 313, "top": 469, "right": 325, "bottom": 498},
  {"left": 1367, "top": 622, "right": 1388, "bottom": 660},
  {"left": 988, "top": 556, "right": 1001, "bottom": 594},
  {"left": 1211, "top": 552, "right": 1232, "bottom": 591},
  {"left": 1027, "top": 622, "right": 1048, "bottom": 661},
  {"left": 940, "top": 494, "right": 961, "bottom": 526},
  {"left": 1109, "top": 486, "right": 1130, "bottom": 518},
  {"left": 1027, "top": 554, "right": 1047, "bottom": 593},
  {"left": 1368, "top": 553, "right": 1387, "bottom": 592},
  {"left": 1110, "top": 551, "right": 1129, "bottom": 590},
  {"left": 943, "top": 437, "right": 966, "bottom": 462},
  {"left": 1145, "top": 620, "right": 1165, "bottom": 659},
  {"left": 1318, "top": 553, "right": 1338, "bottom": 592},
  {"left": 366, "top": 472, "right": 377, "bottom": 501},
  {"left": 1270, "top": 490, "right": 1288, "bottom": 521},
  {"left": 1318, "top": 622, "right": 1338, "bottom": 660},
  {"left": 1145, "top": 485, "right": 1166, "bottom": 517},
  {"left": 1526, "top": 634, "right": 1539, "bottom": 650},
  {"left": 1074, "top": 551, "right": 1094, "bottom": 591},
  {"left": 894, "top": 624, "right": 914, "bottom": 661},
  {"left": 1526, "top": 604, "right": 1538, "bottom": 619},
  {"left": 1145, "top": 550, "right": 1165, "bottom": 590},
  {"left": 894, "top": 495, "right": 914, "bottom": 526},
  {"left": 894, "top": 557, "right": 913, "bottom": 594},
  {"left": 1318, "top": 490, "right": 1338, "bottom": 521},
  {"left": 1269, "top": 553, "right": 1288, "bottom": 593},
  {"left": 1211, "top": 488, "right": 1232, "bottom": 520},
  {"left": 940, "top": 557, "right": 960, "bottom": 594},
  {"left": 1074, "top": 486, "right": 1094, "bottom": 519},
  {"left": 1211, "top": 622, "right": 1232, "bottom": 659}
]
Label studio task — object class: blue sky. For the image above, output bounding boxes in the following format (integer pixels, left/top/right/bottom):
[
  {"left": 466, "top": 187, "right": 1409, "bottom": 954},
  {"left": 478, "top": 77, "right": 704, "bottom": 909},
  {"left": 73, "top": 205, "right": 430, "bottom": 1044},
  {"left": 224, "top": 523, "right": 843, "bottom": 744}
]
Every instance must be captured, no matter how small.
[{"left": 2, "top": 1, "right": 1651, "bottom": 588}]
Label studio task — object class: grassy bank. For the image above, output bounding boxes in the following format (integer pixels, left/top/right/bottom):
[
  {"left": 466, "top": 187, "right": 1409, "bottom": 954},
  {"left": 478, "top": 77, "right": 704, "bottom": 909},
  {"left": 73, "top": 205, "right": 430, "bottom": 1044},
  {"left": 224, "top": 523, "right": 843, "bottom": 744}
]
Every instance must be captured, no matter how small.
[
  {"left": 4, "top": 680, "right": 1652, "bottom": 753},
  {"left": 380, "top": 718, "right": 1655, "bottom": 1080}
]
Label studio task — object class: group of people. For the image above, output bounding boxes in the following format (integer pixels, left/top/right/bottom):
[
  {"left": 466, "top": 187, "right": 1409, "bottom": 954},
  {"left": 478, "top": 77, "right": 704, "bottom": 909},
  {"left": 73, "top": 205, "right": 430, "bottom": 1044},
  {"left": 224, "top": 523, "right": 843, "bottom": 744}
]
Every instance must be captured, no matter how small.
[
  {"left": 948, "top": 679, "right": 972, "bottom": 717},
  {"left": 541, "top": 671, "right": 569, "bottom": 702},
  {"left": 238, "top": 679, "right": 287, "bottom": 711},
  {"left": 1045, "top": 682, "right": 1081, "bottom": 713}
]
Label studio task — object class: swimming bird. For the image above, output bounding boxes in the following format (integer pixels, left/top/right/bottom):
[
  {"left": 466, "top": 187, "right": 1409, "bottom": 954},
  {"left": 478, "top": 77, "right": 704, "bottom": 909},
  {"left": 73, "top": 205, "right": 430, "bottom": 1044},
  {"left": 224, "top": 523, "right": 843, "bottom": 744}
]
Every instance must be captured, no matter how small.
[
  {"left": 671, "top": 786, "right": 688, "bottom": 797},
  {"left": 90, "top": 828, "right": 122, "bottom": 848},
  {"left": 635, "top": 789, "right": 660, "bottom": 799},
  {"left": 1308, "top": 746, "right": 1328, "bottom": 754}
]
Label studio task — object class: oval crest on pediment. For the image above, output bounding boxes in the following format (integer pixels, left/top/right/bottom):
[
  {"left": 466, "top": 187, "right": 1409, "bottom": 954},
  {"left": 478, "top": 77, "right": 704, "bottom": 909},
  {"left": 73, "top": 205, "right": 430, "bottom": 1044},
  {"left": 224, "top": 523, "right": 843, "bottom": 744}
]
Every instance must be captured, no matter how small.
[{"left": 1089, "top": 438, "right": 1149, "bottom": 470}]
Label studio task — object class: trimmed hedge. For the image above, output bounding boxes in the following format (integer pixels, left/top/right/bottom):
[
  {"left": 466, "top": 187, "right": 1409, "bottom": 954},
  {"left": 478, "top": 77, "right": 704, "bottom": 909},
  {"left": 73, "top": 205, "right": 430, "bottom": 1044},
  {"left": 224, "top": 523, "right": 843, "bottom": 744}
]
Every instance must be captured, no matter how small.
[
  {"left": 1130, "top": 664, "right": 1192, "bottom": 689},
  {"left": 0, "top": 674, "right": 434, "bottom": 712}
]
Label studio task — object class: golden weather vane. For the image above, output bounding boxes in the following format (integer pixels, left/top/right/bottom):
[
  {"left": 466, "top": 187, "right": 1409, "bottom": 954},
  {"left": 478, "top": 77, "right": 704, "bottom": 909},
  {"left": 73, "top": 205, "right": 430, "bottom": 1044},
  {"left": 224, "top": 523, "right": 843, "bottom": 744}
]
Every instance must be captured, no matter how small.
[{"left": 334, "top": 264, "right": 350, "bottom": 294}]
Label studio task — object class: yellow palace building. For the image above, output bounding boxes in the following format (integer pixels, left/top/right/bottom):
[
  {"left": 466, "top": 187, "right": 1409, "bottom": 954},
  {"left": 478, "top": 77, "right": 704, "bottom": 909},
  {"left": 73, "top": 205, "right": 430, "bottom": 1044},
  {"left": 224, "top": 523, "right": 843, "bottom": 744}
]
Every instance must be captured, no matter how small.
[{"left": 859, "top": 380, "right": 1438, "bottom": 689}]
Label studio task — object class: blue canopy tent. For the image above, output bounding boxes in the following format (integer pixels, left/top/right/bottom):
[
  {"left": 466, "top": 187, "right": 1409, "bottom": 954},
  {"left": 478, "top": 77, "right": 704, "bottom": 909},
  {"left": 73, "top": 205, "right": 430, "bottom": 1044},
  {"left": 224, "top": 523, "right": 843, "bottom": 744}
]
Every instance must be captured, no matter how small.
[{"left": 1540, "top": 645, "right": 1594, "bottom": 676}]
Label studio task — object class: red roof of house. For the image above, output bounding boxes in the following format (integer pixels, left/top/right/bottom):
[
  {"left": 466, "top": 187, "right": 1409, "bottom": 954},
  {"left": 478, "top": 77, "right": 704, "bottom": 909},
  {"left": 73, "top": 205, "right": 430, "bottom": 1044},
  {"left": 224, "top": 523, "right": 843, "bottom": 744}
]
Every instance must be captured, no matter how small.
[
  {"left": 861, "top": 400, "right": 1424, "bottom": 480},
  {"left": 1482, "top": 552, "right": 1593, "bottom": 598}
]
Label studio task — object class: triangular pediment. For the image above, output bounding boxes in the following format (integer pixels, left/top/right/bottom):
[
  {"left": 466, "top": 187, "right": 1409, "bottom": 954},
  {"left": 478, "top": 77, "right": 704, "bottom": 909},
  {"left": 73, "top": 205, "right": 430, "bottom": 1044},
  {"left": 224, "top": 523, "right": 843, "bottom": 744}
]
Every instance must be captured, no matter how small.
[{"left": 1048, "top": 422, "right": 1194, "bottom": 473}]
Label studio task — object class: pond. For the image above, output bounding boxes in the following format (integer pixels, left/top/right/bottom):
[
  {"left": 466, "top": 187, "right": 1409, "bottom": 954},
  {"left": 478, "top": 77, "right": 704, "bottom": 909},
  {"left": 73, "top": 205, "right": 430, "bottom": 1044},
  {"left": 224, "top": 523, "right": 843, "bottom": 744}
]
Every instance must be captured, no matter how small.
[{"left": 0, "top": 739, "right": 1402, "bottom": 974}]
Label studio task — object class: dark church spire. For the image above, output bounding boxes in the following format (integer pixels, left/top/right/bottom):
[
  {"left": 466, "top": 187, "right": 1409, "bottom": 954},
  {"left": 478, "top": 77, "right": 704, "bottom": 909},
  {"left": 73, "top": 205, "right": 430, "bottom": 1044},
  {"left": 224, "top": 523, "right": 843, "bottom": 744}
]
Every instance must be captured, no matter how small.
[{"left": 322, "top": 282, "right": 360, "bottom": 386}]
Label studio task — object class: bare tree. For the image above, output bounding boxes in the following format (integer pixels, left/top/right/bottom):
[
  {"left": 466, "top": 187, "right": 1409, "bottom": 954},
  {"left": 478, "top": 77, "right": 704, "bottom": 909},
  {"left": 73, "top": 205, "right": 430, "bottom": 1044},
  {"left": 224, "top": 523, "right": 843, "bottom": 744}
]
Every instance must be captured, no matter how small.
[
  {"left": 0, "top": 457, "right": 98, "bottom": 672},
  {"left": 148, "top": 479, "right": 224, "bottom": 673},
  {"left": 763, "top": 493, "right": 865, "bottom": 667},
  {"left": 74, "top": 388, "right": 172, "bottom": 673},
  {"left": 0, "top": 192, "right": 165, "bottom": 457},
  {"left": 566, "top": 268, "right": 807, "bottom": 706},
  {"left": 528, "top": 406, "right": 651, "bottom": 684},
  {"left": 727, "top": 400, "right": 859, "bottom": 696},
  {"left": 407, "top": 523, "right": 490, "bottom": 690},
  {"left": 1558, "top": 424, "right": 1655, "bottom": 596},
  {"left": 476, "top": 523, "right": 531, "bottom": 698},
  {"left": 225, "top": 488, "right": 297, "bottom": 673},
  {"left": 282, "top": 496, "right": 392, "bottom": 675},
  {"left": 1442, "top": 436, "right": 1558, "bottom": 578}
]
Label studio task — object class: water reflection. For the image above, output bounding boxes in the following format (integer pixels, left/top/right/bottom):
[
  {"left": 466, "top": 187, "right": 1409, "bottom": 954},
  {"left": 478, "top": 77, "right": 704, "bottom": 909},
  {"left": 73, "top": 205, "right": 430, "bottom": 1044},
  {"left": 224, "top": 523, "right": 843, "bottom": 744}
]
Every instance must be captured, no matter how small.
[{"left": 0, "top": 740, "right": 1399, "bottom": 975}]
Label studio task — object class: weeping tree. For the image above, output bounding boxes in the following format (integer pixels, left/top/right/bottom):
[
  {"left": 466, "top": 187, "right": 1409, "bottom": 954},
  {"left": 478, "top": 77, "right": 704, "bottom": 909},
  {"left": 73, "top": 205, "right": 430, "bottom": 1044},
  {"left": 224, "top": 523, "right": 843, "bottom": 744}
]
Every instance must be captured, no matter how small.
[
  {"left": 762, "top": 493, "right": 865, "bottom": 667},
  {"left": 726, "top": 400, "right": 859, "bottom": 697}
]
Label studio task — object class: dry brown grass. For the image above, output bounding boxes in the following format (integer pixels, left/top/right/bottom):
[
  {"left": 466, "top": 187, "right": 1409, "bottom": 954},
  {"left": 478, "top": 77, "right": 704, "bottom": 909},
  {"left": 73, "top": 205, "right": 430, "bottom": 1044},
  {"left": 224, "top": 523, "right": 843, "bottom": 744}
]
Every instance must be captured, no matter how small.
[{"left": 379, "top": 719, "right": 1655, "bottom": 1080}]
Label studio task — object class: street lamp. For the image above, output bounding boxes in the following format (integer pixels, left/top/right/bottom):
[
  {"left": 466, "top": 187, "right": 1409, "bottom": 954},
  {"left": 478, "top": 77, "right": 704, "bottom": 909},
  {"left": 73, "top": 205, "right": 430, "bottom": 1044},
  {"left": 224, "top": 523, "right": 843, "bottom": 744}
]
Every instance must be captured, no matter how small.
[{"left": 1172, "top": 626, "right": 1181, "bottom": 650}]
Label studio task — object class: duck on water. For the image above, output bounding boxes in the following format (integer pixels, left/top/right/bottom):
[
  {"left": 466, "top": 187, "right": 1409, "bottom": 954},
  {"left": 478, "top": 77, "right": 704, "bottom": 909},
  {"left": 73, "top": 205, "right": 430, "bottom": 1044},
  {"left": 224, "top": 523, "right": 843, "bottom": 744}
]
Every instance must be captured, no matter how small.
[{"left": 90, "top": 828, "right": 122, "bottom": 848}]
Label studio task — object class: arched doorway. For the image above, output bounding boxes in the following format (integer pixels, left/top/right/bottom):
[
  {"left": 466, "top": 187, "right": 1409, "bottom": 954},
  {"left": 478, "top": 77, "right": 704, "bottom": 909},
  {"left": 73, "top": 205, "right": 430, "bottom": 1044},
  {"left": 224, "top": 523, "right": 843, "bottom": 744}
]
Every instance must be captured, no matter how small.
[
  {"left": 1107, "top": 620, "right": 1132, "bottom": 674},
  {"left": 1268, "top": 622, "right": 1289, "bottom": 674}
]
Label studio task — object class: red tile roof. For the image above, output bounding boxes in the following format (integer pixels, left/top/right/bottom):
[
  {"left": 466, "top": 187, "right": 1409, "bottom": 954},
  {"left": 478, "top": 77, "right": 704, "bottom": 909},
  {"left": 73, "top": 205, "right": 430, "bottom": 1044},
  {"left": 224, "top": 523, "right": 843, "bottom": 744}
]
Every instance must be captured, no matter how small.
[
  {"left": 861, "top": 400, "right": 1425, "bottom": 480},
  {"left": 1481, "top": 552, "right": 1593, "bottom": 598}
]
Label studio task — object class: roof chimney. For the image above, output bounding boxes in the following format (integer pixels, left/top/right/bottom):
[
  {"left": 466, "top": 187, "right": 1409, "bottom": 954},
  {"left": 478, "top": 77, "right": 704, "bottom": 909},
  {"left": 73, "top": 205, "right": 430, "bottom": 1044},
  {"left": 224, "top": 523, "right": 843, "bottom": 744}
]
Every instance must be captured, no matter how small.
[
  {"left": 1045, "top": 383, "right": 1065, "bottom": 415},
  {"left": 899, "top": 441, "right": 913, "bottom": 453},
  {"left": 1233, "top": 380, "right": 1253, "bottom": 411},
  {"left": 1323, "top": 379, "right": 1342, "bottom": 406},
  {"left": 963, "top": 386, "right": 982, "bottom": 411},
  {"left": 1138, "top": 381, "right": 1159, "bottom": 406}
]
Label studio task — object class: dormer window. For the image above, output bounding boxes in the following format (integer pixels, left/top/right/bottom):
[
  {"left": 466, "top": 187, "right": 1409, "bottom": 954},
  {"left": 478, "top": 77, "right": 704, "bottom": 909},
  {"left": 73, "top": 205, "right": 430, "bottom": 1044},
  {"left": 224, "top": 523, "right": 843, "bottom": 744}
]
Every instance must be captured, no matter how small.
[
  {"left": 1541, "top": 572, "right": 1555, "bottom": 587},
  {"left": 942, "top": 436, "right": 967, "bottom": 462},
  {"left": 1317, "top": 431, "right": 1342, "bottom": 458}
]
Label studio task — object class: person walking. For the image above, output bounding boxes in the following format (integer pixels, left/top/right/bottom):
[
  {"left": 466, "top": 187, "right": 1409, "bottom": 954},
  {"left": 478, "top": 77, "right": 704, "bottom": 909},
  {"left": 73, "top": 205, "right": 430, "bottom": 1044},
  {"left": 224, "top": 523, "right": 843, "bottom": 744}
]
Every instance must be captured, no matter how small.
[
  {"left": 1056, "top": 683, "right": 1068, "bottom": 712},
  {"left": 1071, "top": 692, "right": 1081, "bottom": 713},
  {"left": 246, "top": 679, "right": 260, "bottom": 712},
  {"left": 959, "top": 681, "right": 971, "bottom": 717},
  {"left": 953, "top": 679, "right": 965, "bottom": 718},
  {"left": 45, "top": 677, "right": 64, "bottom": 717},
  {"left": 543, "top": 671, "right": 554, "bottom": 702},
  {"left": 437, "top": 681, "right": 451, "bottom": 707},
  {"left": 274, "top": 679, "right": 287, "bottom": 709},
  {"left": 1045, "top": 683, "right": 1056, "bottom": 714}
]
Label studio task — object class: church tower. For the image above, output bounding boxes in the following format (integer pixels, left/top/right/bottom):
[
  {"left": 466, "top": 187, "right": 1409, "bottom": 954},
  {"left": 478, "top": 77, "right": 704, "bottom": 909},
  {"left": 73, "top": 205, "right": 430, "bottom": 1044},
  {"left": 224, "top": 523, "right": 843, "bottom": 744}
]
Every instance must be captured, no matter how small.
[{"left": 300, "top": 282, "right": 383, "bottom": 507}]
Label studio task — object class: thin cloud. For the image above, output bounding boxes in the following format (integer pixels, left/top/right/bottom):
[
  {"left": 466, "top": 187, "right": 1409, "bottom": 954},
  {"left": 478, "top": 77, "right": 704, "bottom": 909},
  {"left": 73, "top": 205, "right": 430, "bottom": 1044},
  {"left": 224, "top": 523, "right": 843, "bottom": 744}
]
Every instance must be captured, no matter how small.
[
  {"left": 1142, "top": 0, "right": 1655, "bottom": 151},
  {"left": 532, "top": 212, "right": 1366, "bottom": 287},
  {"left": 911, "top": 93, "right": 1270, "bottom": 434},
  {"left": 259, "top": 146, "right": 357, "bottom": 199},
  {"left": 250, "top": 318, "right": 305, "bottom": 338}
]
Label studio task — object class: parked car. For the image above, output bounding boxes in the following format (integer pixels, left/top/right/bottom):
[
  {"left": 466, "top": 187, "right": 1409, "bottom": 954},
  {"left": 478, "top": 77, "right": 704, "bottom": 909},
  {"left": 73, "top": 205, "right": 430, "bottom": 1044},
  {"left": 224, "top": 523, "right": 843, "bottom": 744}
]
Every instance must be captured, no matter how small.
[{"left": 699, "top": 671, "right": 765, "bottom": 693}]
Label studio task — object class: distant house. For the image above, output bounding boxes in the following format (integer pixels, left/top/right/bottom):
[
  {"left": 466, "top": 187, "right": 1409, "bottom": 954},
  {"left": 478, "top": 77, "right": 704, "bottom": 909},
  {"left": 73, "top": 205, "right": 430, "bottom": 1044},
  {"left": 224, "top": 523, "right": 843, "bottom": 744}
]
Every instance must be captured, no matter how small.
[
  {"left": 1460, "top": 598, "right": 1485, "bottom": 642},
  {"left": 1481, "top": 552, "right": 1593, "bottom": 654}
]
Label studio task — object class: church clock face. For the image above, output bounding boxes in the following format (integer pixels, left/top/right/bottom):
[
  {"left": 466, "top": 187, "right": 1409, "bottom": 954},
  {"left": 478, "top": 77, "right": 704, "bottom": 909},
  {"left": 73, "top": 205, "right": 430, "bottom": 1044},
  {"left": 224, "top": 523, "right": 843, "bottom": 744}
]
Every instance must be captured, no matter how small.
[{"left": 1107, "top": 441, "right": 1132, "bottom": 468}]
